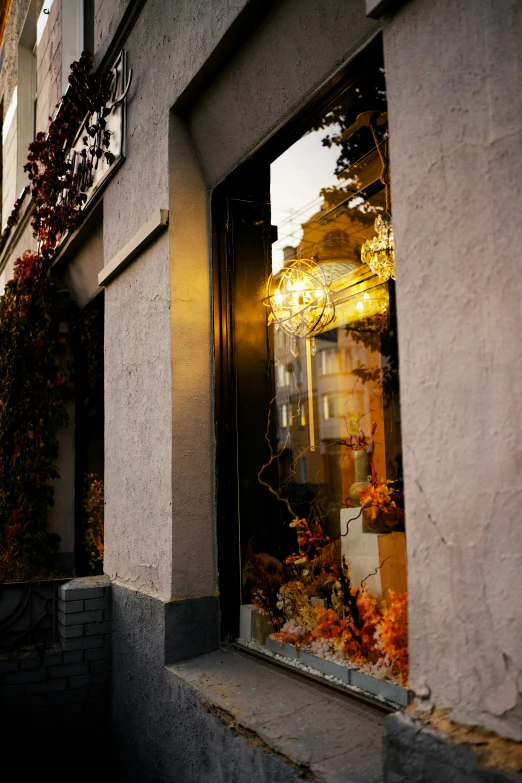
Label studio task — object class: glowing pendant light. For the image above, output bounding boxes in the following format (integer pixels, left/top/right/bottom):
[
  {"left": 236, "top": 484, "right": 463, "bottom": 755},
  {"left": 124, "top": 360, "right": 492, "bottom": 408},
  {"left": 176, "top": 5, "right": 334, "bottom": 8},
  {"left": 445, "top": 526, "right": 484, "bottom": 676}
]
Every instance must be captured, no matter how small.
[
  {"left": 265, "top": 258, "right": 335, "bottom": 345},
  {"left": 265, "top": 258, "right": 335, "bottom": 451}
]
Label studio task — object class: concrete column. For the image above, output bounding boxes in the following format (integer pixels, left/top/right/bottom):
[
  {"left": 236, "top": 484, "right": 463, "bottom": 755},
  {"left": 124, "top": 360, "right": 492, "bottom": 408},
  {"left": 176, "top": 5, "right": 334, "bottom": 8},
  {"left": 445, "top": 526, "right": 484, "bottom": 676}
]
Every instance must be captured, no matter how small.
[
  {"left": 382, "top": 0, "right": 522, "bottom": 741},
  {"left": 167, "top": 114, "right": 216, "bottom": 603},
  {"left": 102, "top": 224, "right": 174, "bottom": 599}
]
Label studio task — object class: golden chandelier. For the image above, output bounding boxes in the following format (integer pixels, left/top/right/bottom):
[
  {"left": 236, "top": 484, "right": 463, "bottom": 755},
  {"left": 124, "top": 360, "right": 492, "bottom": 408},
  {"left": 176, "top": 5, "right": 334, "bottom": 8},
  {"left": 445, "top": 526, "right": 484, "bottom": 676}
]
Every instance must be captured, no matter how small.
[
  {"left": 265, "top": 257, "right": 335, "bottom": 343},
  {"left": 358, "top": 110, "right": 395, "bottom": 281}
]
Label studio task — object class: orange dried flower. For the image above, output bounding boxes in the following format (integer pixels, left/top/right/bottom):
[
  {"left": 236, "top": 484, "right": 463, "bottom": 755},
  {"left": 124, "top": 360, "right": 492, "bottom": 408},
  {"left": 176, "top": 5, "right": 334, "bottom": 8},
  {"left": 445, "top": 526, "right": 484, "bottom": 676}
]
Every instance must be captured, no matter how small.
[
  {"left": 359, "top": 480, "right": 403, "bottom": 522},
  {"left": 314, "top": 607, "right": 345, "bottom": 640},
  {"left": 379, "top": 591, "right": 408, "bottom": 684}
]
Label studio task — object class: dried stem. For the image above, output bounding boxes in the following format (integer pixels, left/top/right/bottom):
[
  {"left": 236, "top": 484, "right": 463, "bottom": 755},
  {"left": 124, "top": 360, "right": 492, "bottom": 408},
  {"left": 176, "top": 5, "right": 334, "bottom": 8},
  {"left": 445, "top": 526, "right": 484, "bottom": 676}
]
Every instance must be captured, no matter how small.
[
  {"left": 257, "top": 391, "right": 299, "bottom": 521},
  {"left": 361, "top": 556, "right": 392, "bottom": 588}
]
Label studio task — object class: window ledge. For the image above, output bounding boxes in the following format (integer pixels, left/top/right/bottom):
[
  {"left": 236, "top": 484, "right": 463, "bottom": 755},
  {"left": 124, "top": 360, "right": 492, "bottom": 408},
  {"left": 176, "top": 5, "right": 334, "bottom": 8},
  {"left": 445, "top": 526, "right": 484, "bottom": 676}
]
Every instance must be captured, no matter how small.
[{"left": 166, "top": 648, "right": 386, "bottom": 782}]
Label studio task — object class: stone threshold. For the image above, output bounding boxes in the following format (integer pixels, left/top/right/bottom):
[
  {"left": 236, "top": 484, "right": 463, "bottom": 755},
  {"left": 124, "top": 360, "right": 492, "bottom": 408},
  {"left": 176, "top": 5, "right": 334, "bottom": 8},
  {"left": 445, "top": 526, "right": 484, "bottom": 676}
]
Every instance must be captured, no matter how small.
[
  {"left": 166, "top": 648, "right": 388, "bottom": 783},
  {"left": 263, "top": 637, "right": 409, "bottom": 708}
]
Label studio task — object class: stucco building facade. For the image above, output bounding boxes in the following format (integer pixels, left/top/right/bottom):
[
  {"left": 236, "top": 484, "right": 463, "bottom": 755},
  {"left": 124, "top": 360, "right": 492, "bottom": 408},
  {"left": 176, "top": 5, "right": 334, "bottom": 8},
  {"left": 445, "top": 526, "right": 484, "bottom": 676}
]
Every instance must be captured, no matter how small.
[{"left": 0, "top": 0, "right": 521, "bottom": 780}]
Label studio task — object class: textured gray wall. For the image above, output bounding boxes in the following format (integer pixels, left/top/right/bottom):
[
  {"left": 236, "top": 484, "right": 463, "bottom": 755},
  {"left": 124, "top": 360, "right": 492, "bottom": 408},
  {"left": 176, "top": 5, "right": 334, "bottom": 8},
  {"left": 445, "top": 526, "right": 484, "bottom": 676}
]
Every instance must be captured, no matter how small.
[
  {"left": 188, "top": 0, "right": 378, "bottom": 187},
  {"left": 103, "top": 231, "right": 174, "bottom": 596},
  {"left": 101, "top": 0, "right": 252, "bottom": 601},
  {"left": 111, "top": 584, "right": 307, "bottom": 783},
  {"left": 383, "top": 0, "right": 522, "bottom": 742},
  {"left": 94, "top": 0, "right": 131, "bottom": 63},
  {"left": 62, "top": 209, "right": 104, "bottom": 307}
]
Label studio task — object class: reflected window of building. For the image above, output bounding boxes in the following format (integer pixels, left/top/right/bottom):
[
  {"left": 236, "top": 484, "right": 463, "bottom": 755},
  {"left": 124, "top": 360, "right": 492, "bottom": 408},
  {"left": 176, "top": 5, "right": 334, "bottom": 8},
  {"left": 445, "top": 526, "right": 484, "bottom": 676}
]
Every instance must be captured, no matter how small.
[{"left": 320, "top": 348, "right": 340, "bottom": 376}]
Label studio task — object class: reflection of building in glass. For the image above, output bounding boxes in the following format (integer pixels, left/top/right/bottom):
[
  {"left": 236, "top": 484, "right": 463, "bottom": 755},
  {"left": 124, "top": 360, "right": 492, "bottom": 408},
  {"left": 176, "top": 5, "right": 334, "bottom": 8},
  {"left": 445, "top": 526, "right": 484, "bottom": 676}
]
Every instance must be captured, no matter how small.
[{"left": 274, "top": 191, "right": 393, "bottom": 515}]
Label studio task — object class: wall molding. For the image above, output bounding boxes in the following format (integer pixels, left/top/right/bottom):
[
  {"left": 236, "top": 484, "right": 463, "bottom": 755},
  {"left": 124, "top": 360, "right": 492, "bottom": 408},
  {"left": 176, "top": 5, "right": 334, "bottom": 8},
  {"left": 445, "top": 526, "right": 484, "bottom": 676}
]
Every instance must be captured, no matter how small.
[
  {"left": 98, "top": 209, "right": 169, "bottom": 287},
  {"left": 365, "top": 0, "right": 406, "bottom": 19}
]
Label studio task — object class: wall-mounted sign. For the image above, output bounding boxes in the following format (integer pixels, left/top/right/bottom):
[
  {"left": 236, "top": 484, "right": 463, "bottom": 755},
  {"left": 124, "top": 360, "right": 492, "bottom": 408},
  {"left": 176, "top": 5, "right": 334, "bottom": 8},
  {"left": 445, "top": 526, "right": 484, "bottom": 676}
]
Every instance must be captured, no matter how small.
[{"left": 65, "top": 49, "right": 132, "bottom": 215}]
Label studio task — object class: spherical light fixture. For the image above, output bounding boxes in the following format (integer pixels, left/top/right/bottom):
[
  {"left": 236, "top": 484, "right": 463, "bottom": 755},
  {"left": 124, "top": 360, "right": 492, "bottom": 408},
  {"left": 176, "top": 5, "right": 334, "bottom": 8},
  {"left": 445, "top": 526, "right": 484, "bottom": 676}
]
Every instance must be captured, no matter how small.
[
  {"left": 265, "top": 258, "right": 335, "bottom": 452},
  {"left": 265, "top": 257, "right": 335, "bottom": 343}
]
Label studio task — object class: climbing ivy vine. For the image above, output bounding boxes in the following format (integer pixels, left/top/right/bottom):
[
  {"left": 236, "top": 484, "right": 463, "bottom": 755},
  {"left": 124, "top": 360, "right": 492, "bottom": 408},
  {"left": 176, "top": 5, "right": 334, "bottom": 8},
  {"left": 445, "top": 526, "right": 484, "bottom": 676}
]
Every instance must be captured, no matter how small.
[{"left": 0, "top": 53, "right": 114, "bottom": 581}]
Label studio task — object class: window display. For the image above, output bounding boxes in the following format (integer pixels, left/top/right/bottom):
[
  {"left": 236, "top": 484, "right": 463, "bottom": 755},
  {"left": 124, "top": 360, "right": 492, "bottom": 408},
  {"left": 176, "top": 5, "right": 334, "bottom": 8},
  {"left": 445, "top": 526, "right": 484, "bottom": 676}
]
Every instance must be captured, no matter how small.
[{"left": 221, "top": 51, "right": 407, "bottom": 705}]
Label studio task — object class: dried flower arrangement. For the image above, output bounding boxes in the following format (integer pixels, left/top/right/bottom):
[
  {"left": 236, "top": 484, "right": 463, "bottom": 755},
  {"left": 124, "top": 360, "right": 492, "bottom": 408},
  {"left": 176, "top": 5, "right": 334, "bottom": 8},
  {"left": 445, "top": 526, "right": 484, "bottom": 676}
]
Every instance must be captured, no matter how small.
[
  {"left": 242, "top": 541, "right": 285, "bottom": 629},
  {"left": 275, "top": 549, "right": 408, "bottom": 682},
  {"left": 378, "top": 590, "right": 408, "bottom": 684},
  {"left": 358, "top": 480, "right": 402, "bottom": 520},
  {"left": 358, "top": 479, "right": 404, "bottom": 533},
  {"left": 246, "top": 524, "right": 409, "bottom": 684},
  {"left": 245, "top": 366, "right": 408, "bottom": 686}
]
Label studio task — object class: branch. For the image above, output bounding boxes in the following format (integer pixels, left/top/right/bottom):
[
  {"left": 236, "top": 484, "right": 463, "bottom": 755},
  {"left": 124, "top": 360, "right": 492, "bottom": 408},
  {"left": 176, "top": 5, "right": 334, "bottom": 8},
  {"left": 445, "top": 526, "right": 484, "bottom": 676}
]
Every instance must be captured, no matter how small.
[{"left": 361, "top": 556, "right": 392, "bottom": 588}]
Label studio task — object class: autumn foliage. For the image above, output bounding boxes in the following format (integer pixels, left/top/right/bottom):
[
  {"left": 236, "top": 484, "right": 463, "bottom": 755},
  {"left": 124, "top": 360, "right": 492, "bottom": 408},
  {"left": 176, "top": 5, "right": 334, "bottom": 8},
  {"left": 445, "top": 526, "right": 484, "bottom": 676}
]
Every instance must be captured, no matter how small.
[
  {"left": 273, "top": 582, "right": 408, "bottom": 684},
  {"left": 246, "top": 515, "right": 408, "bottom": 685},
  {"left": 0, "top": 252, "right": 73, "bottom": 580},
  {"left": 83, "top": 474, "right": 104, "bottom": 573},
  {"left": 0, "top": 53, "right": 114, "bottom": 580},
  {"left": 379, "top": 591, "right": 408, "bottom": 683}
]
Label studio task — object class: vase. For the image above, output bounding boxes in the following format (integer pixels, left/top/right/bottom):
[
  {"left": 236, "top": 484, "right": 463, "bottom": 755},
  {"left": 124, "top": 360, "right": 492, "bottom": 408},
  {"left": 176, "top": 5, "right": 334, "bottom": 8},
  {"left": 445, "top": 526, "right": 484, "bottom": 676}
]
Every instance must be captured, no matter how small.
[
  {"left": 348, "top": 450, "right": 370, "bottom": 506},
  {"left": 362, "top": 506, "right": 401, "bottom": 534}
]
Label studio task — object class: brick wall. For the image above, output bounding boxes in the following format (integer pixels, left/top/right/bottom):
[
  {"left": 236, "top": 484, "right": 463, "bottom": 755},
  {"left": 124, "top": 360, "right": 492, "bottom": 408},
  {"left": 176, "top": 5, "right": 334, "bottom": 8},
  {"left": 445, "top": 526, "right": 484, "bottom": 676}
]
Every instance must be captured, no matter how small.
[{"left": 0, "top": 575, "right": 111, "bottom": 736}]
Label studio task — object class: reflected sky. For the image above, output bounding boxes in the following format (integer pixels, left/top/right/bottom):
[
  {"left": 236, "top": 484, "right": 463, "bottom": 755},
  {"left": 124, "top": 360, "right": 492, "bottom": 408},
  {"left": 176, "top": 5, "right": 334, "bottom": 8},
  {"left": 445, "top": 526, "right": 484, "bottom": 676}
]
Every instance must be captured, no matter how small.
[{"left": 271, "top": 127, "right": 341, "bottom": 274}]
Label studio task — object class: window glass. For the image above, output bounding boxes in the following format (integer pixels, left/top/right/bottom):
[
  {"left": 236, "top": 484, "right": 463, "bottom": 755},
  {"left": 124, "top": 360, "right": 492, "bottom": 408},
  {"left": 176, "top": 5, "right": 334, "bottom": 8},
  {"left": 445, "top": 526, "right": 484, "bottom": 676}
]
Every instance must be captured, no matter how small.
[{"left": 236, "top": 59, "right": 407, "bottom": 704}]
